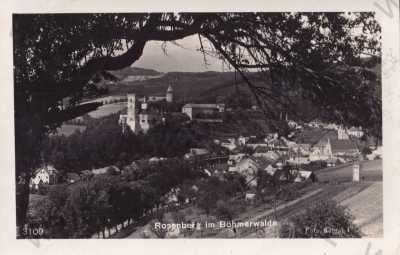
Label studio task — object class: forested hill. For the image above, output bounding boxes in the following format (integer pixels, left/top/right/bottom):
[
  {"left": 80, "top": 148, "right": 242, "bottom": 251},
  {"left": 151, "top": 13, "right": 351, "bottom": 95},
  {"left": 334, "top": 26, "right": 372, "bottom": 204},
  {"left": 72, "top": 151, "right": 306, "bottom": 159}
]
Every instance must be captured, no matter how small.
[{"left": 94, "top": 57, "right": 380, "bottom": 123}]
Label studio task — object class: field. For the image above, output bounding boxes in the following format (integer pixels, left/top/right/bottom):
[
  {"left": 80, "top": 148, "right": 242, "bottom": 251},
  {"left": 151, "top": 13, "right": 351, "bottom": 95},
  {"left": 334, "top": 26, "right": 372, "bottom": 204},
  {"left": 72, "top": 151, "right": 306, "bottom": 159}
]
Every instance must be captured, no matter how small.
[
  {"left": 27, "top": 194, "right": 47, "bottom": 219},
  {"left": 87, "top": 102, "right": 126, "bottom": 118},
  {"left": 121, "top": 160, "right": 383, "bottom": 238},
  {"left": 55, "top": 124, "right": 86, "bottom": 137},
  {"left": 315, "top": 159, "right": 382, "bottom": 183},
  {"left": 338, "top": 182, "right": 382, "bottom": 237}
]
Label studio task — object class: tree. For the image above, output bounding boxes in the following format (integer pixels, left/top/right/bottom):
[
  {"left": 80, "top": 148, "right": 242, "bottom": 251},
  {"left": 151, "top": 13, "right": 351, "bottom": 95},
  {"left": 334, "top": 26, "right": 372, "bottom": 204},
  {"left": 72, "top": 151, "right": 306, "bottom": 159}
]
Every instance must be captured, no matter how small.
[
  {"left": 215, "top": 200, "right": 234, "bottom": 221},
  {"left": 362, "top": 146, "right": 373, "bottom": 157},
  {"left": 284, "top": 200, "right": 361, "bottom": 238},
  {"left": 14, "top": 13, "right": 381, "bottom": 233}
]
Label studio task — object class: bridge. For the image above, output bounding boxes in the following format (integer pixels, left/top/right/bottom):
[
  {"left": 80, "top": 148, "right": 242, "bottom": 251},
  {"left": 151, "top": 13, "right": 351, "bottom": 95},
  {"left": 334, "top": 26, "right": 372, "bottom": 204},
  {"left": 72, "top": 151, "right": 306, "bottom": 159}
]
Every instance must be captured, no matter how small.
[{"left": 82, "top": 95, "right": 127, "bottom": 106}]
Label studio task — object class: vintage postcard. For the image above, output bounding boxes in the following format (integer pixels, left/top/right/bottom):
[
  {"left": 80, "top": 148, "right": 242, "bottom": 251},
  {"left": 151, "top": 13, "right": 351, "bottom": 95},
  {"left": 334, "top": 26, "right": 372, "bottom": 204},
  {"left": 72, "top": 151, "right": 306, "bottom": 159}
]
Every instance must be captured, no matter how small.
[{"left": 1, "top": 0, "right": 399, "bottom": 254}]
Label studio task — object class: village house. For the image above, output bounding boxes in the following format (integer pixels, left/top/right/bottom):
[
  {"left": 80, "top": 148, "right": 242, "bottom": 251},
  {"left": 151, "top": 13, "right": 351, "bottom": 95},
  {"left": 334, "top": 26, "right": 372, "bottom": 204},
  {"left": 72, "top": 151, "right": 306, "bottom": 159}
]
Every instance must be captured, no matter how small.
[
  {"left": 228, "top": 156, "right": 260, "bottom": 187},
  {"left": 366, "top": 146, "right": 382, "bottom": 160},
  {"left": 291, "top": 169, "right": 317, "bottom": 183},
  {"left": 266, "top": 167, "right": 316, "bottom": 183},
  {"left": 281, "top": 137, "right": 298, "bottom": 149},
  {"left": 252, "top": 147, "right": 281, "bottom": 161},
  {"left": 220, "top": 138, "right": 237, "bottom": 151},
  {"left": 237, "top": 135, "right": 250, "bottom": 146},
  {"left": 310, "top": 138, "right": 359, "bottom": 161},
  {"left": 347, "top": 127, "right": 364, "bottom": 138},
  {"left": 92, "top": 165, "right": 121, "bottom": 175},
  {"left": 307, "top": 119, "right": 324, "bottom": 128},
  {"left": 290, "top": 143, "right": 312, "bottom": 155},
  {"left": 149, "top": 157, "right": 167, "bottom": 164},
  {"left": 287, "top": 120, "right": 302, "bottom": 130},
  {"left": 337, "top": 126, "right": 350, "bottom": 140},
  {"left": 287, "top": 143, "right": 312, "bottom": 165},
  {"left": 264, "top": 164, "right": 278, "bottom": 176},
  {"left": 266, "top": 132, "right": 279, "bottom": 141},
  {"left": 309, "top": 147, "right": 331, "bottom": 161},
  {"left": 245, "top": 136, "right": 268, "bottom": 149},
  {"left": 121, "top": 160, "right": 148, "bottom": 176},
  {"left": 287, "top": 156, "right": 311, "bottom": 165},
  {"left": 182, "top": 103, "right": 225, "bottom": 121},
  {"left": 184, "top": 148, "right": 210, "bottom": 159},
  {"left": 30, "top": 165, "right": 58, "bottom": 189},
  {"left": 328, "top": 139, "right": 360, "bottom": 157},
  {"left": 227, "top": 153, "right": 247, "bottom": 166},
  {"left": 308, "top": 130, "right": 340, "bottom": 161},
  {"left": 163, "top": 188, "right": 180, "bottom": 206},
  {"left": 324, "top": 123, "right": 340, "bottom": 130},
  {"left": 267, "top": 138, "right": 289, "bottom": 155}
]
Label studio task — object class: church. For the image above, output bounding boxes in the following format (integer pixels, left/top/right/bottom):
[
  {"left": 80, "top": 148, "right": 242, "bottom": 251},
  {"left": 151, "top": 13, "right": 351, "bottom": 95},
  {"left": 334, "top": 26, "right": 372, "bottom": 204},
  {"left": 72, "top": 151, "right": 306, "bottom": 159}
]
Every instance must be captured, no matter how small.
[{"left": 119, "top": 85, "right": 173, "bottom": 134}]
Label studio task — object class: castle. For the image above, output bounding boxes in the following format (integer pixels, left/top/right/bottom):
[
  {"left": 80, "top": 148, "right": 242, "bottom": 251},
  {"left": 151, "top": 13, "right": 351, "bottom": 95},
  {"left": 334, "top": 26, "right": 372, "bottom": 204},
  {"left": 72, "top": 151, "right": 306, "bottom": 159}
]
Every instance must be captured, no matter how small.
[{"left": 119, "top": 85, "right": 173, "bottom": 134}]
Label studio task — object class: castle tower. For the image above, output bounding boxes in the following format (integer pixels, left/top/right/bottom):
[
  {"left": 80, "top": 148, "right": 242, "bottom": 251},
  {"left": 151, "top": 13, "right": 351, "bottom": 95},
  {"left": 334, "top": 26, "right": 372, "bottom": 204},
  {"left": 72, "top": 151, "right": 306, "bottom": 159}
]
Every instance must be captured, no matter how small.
[
  {"left": 166, "top": 85, "right": 173, "bottom": 103},
  {"left": 126, "top": 94, "right": 139, "bottom": 133}
]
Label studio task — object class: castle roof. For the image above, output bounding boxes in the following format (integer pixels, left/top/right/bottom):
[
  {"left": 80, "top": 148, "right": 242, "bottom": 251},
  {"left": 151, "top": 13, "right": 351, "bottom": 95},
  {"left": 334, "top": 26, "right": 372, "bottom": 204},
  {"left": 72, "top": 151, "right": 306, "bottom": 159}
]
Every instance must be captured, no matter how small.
[
  {"left": 167, "top": 85, "right": 173, "bottom": 92},
  {"left": 182, "top": 103, "right": 224, "bottom": 109}
]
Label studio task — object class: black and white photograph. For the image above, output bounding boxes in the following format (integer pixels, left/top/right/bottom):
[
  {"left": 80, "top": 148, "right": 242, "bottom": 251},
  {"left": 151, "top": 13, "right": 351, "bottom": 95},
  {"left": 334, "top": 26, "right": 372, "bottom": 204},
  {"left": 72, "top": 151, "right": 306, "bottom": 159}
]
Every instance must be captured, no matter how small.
[{"left": 11, "top": 11, "right": 385, "bottom": 240}]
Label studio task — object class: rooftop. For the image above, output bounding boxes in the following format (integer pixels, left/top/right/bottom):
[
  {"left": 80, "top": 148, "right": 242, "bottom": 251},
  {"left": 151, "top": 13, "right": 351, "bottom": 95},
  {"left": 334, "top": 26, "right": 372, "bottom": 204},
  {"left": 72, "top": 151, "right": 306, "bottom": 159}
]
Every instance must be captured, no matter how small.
[
  {"left": 330, "top": 139, "right": 358, "bottom": 152},
  {"left": 182, "top": 103, "right": 225, "bottom": 109}
]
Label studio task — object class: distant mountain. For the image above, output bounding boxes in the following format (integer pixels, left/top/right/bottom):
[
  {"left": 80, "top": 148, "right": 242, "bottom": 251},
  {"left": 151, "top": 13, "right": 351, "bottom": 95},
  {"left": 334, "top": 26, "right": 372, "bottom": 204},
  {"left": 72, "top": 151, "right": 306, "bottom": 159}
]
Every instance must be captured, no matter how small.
[
  {"left": 106, "top": 69, "right": 244, "bottom": 103},
  {"left": 94, "top": 58, "right": 381, "bottom": 122},
  {"left": 106, "top": 66, "right": 164, "bottom": 81}
]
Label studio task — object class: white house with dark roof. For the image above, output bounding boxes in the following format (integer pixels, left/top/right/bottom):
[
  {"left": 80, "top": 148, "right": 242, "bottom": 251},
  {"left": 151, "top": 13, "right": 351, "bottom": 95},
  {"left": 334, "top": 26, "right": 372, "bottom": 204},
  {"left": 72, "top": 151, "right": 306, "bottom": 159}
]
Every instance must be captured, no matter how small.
[
  {"left": 92, "top": 165, "right": 121, "bottom": 175},
  {"left": 311, "top": 138, "right": 359, "bottom": 161},
  {"left": 30, "top": 165, "right": 58, "bottom": 188},
  {"left": 228, "top": 156, "right": 260, "bottom": 187},
  {"left": 182, "top": 103, "right": 225, "bottom": 120},
  {"left": 347, "top": 127, "right": 364, "bottom": 138},
  {"left": 328, "top": 139, "right": 359, "bottom": 157},
  {"left": 220, "top": 138, "right": 237, "bottom": 151},
  {"left": 245, "top": 136, "right": 268, "bottom": 149}
]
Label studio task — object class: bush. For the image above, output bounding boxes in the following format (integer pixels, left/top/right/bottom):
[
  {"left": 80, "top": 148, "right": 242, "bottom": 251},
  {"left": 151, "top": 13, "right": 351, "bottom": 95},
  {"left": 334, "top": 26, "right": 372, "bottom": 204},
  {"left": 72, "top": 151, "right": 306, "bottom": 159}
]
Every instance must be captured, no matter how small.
[
  {"left": 37, "top": 184, "right": 50, "bottom": 195},
  {"left": 282, "top": 200, "right": 361, "bottom": 238},
  {"left": 277, "top": 186, "right": 301, "bottom": 202},
  {"left": 215, "top": 200, "right": 234, "bottom": 221}
]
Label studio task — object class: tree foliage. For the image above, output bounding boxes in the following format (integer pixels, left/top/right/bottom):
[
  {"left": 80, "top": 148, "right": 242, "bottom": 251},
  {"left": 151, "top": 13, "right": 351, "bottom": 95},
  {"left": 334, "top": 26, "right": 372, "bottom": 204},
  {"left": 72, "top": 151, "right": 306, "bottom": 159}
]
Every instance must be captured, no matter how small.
[
  {"left": 284, "top": 199, "right": 361, "bottom": 238},
  {"left": 41, "top": 113, "right": 218, "bottom": 173},
  {"left": 14, "top": 12, "right": 381, "bottom": 230},
  {"left": 30, "top": 158, "right": 201, "bottom": 238}
]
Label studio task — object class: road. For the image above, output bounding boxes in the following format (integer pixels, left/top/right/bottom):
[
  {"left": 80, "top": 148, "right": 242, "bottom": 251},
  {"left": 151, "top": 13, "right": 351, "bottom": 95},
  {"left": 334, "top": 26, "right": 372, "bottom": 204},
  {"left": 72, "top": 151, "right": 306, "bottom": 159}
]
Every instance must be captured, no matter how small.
[
  {"left": 339, "top": 182, "right": 382, "bottom": 237},
  {"left": 123, "top": 159, "right": 383, "bottom": 238},
  {"left": 226, "top": 159, "right": 383, "bottom": 238},
  {"left": 315, "top": 159, "right": 382, "bottom": 183}
]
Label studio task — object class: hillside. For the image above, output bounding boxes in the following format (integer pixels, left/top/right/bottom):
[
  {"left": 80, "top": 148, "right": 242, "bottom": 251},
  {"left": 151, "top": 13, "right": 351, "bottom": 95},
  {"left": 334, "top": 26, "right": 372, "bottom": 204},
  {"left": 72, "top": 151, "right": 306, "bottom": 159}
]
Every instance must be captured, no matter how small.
[
  {"left": 91, "top": 58, "right": 381, "bottom": 123},
  {"left": 106, "top": 69, "right": 244, "bottom": 102},
  {"left": 107, "top": 66, "right": 163, "bottom": 80}
]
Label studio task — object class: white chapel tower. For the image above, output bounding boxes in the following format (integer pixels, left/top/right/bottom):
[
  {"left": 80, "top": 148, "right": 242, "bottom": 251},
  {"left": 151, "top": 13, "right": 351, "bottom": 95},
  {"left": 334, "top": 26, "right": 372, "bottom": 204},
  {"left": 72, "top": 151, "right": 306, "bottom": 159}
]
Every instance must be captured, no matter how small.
[
  {"left": 166, "top": 85, "right": 173, "bottom": 103},
  {"left": 338, "top": 126, "right": 349, "bottom": 140}
]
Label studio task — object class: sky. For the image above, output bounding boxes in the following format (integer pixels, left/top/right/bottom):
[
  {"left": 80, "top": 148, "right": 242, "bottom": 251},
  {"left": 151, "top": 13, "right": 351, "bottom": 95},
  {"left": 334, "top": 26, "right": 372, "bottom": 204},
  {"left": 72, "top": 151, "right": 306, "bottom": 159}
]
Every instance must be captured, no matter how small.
[
  {"left": 131, "top": 13, "right": 383, "bottom": 73},
  {"left": 132, "top": 35, "right": 229, "bottom": 73}
]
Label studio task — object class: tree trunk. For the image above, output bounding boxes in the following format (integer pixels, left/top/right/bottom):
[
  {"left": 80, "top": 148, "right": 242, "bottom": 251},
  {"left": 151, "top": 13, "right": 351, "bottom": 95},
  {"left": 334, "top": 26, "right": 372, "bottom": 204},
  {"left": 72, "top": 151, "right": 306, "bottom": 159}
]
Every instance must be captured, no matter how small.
[{"left": 16, "top": 177, "right": 30, "bottom": 238}]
